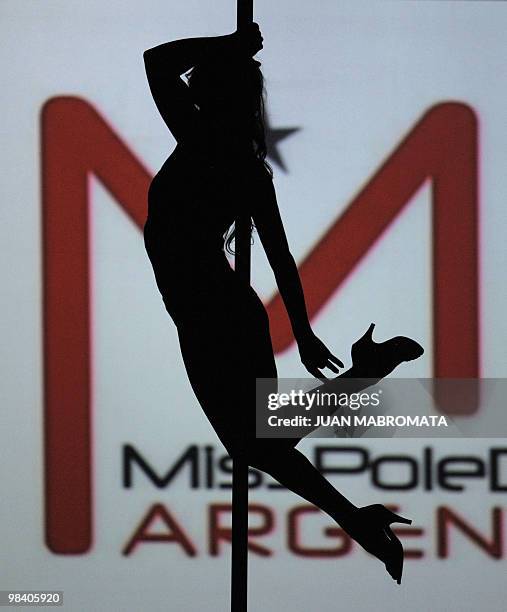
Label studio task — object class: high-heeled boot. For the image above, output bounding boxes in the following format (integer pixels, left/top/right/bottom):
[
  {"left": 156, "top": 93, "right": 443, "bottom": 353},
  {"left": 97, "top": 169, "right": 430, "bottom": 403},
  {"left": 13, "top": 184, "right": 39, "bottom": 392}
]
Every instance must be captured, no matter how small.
[
  {"left": 351, "top": 323, "right": 424, "bottom": 380},
  {"left": 341, "top": 504, "right": 412, "bottom": 584}
]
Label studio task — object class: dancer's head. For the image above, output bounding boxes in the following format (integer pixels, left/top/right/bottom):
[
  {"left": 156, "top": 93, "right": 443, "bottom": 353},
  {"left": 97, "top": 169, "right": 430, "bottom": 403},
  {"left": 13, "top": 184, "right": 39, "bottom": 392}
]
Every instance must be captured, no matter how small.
[
  {"left": 187, "top": 56, "right": 268, "bottom": 161},
  {"left": 188, "top": 55, "right": 272, "bottom": 255}
]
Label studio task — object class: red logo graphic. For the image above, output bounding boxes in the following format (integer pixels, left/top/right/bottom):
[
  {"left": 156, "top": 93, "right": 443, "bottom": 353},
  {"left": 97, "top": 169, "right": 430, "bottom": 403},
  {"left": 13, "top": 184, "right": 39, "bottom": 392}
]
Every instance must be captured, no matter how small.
[{"left": 41, "top": 97, "right": 479, "bottom": 553}]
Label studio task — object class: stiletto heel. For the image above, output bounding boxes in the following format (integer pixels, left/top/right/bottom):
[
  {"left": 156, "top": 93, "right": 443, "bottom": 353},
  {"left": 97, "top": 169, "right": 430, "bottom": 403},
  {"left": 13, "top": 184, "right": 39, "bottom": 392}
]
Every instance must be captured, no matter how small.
[
  {"left": 351, "top": 322, "right": 424, "bottom": 379},
  {"left": 340, "top": 503, "right": 413, "bottom": 585},
  {"left": 387, "top": 511, "right": 412, "bottom": 525},
  {"left": 366, "top": 503, "right": 412, "bottom": 526}
]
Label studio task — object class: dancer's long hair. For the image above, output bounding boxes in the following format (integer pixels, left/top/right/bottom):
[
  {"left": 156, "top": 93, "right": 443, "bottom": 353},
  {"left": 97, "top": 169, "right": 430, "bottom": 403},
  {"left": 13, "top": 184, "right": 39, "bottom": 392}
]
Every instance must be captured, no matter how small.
[{"left": 186, "top": 57, "right": 272, "bottom": 254}]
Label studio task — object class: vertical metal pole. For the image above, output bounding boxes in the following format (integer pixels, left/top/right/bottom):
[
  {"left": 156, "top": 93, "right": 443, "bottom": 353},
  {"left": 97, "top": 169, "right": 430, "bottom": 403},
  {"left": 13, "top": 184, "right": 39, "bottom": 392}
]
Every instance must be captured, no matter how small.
[
  {"left": 232, "top": 2, "right": 253, "bottom": 611},
  {"left": 235, "top": 5, "right": 253, "bottom": 275}
]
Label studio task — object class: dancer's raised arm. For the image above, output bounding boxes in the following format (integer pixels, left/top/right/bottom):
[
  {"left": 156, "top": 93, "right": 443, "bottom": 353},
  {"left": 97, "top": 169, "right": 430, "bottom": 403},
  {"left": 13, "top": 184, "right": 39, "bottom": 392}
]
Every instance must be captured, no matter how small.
[
  {"left": 143, "top": 24, "right": 263, "bottom": 142},
  {"left": 143, "top": 36, "right": 226, "bottom": 141}
]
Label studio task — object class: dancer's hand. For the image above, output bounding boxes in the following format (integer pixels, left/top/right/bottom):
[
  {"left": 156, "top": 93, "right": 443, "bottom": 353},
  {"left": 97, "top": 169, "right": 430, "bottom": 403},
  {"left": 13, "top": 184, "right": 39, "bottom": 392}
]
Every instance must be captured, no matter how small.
[
  {"left": 231, "top": 22, "right": 263, "bottom": 57},
  {"left": 297, "top": 332, "right": 344, "bottom": 379}
]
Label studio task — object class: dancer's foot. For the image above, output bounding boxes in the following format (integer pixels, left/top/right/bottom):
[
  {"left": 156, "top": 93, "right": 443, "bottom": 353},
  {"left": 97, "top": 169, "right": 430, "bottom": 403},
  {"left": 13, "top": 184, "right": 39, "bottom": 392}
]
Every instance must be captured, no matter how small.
[
  {"left": 351, "top": 323, "right": 424, "bottom": 379},
  {"left": 341, "top": 504, "right": 412, "bottom": 584}
]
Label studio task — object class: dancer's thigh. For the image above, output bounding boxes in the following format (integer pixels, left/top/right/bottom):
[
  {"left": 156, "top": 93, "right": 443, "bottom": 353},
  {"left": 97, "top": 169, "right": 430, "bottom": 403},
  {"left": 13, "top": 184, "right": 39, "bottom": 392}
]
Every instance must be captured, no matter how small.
[{"left": 175, "top": 307, "right": 278, "bottom": 455}]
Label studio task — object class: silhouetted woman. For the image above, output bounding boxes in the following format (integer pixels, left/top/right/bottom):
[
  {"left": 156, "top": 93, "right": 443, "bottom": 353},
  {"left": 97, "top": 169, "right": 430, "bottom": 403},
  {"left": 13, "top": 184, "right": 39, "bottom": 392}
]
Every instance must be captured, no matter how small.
[{"left": 143, "top": 23, "right": 423, "bottom": 584}]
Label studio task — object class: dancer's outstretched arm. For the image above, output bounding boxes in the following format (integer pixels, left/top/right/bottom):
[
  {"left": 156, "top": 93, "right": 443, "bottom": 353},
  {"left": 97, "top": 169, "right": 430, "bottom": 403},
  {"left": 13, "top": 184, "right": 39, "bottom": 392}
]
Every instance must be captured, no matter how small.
[
  {"left": 252, "top": 174, "right": 423, "bottom": 392},
  {"left": 252, "top": 172, "right": 344, "bottom": 378}
]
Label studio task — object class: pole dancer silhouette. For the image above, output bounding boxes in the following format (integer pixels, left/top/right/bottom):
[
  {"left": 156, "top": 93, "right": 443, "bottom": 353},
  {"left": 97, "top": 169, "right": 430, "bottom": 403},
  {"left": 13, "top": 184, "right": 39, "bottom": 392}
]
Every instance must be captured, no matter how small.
[{"left": 142, "top": 20, "right": 424, "bottom": 595}]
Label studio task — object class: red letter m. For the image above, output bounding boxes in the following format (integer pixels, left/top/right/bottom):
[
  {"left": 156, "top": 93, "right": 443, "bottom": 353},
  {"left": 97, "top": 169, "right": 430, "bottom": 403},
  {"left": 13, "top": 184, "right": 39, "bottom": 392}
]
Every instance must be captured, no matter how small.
[{"left": 42, "top": 97, "right": 478, "bottom": 553}]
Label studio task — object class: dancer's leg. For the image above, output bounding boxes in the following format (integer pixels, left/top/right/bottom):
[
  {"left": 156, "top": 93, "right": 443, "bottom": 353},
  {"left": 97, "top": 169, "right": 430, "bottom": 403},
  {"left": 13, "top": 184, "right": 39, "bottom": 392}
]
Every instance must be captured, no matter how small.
[
  {"left": 177, "top": 314, "right": 356, "bottom": 523},
  {"left": 247, "top": 324, "right": 424, "bottom": 526},
  {"left": 247, "top": 441, "right": 410, "bottom": 584},
  {"left": 176, "top": 311, "right": 418, "bottom": 583},
  {"left": 247, "top": 442, "right": 357, "bottom": 524},
  {"left": 263, "top": 324, "right": 424, "bottom": 439},
  {"left": 176, "top": 315, "right": 413, "bottom": 582}
]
